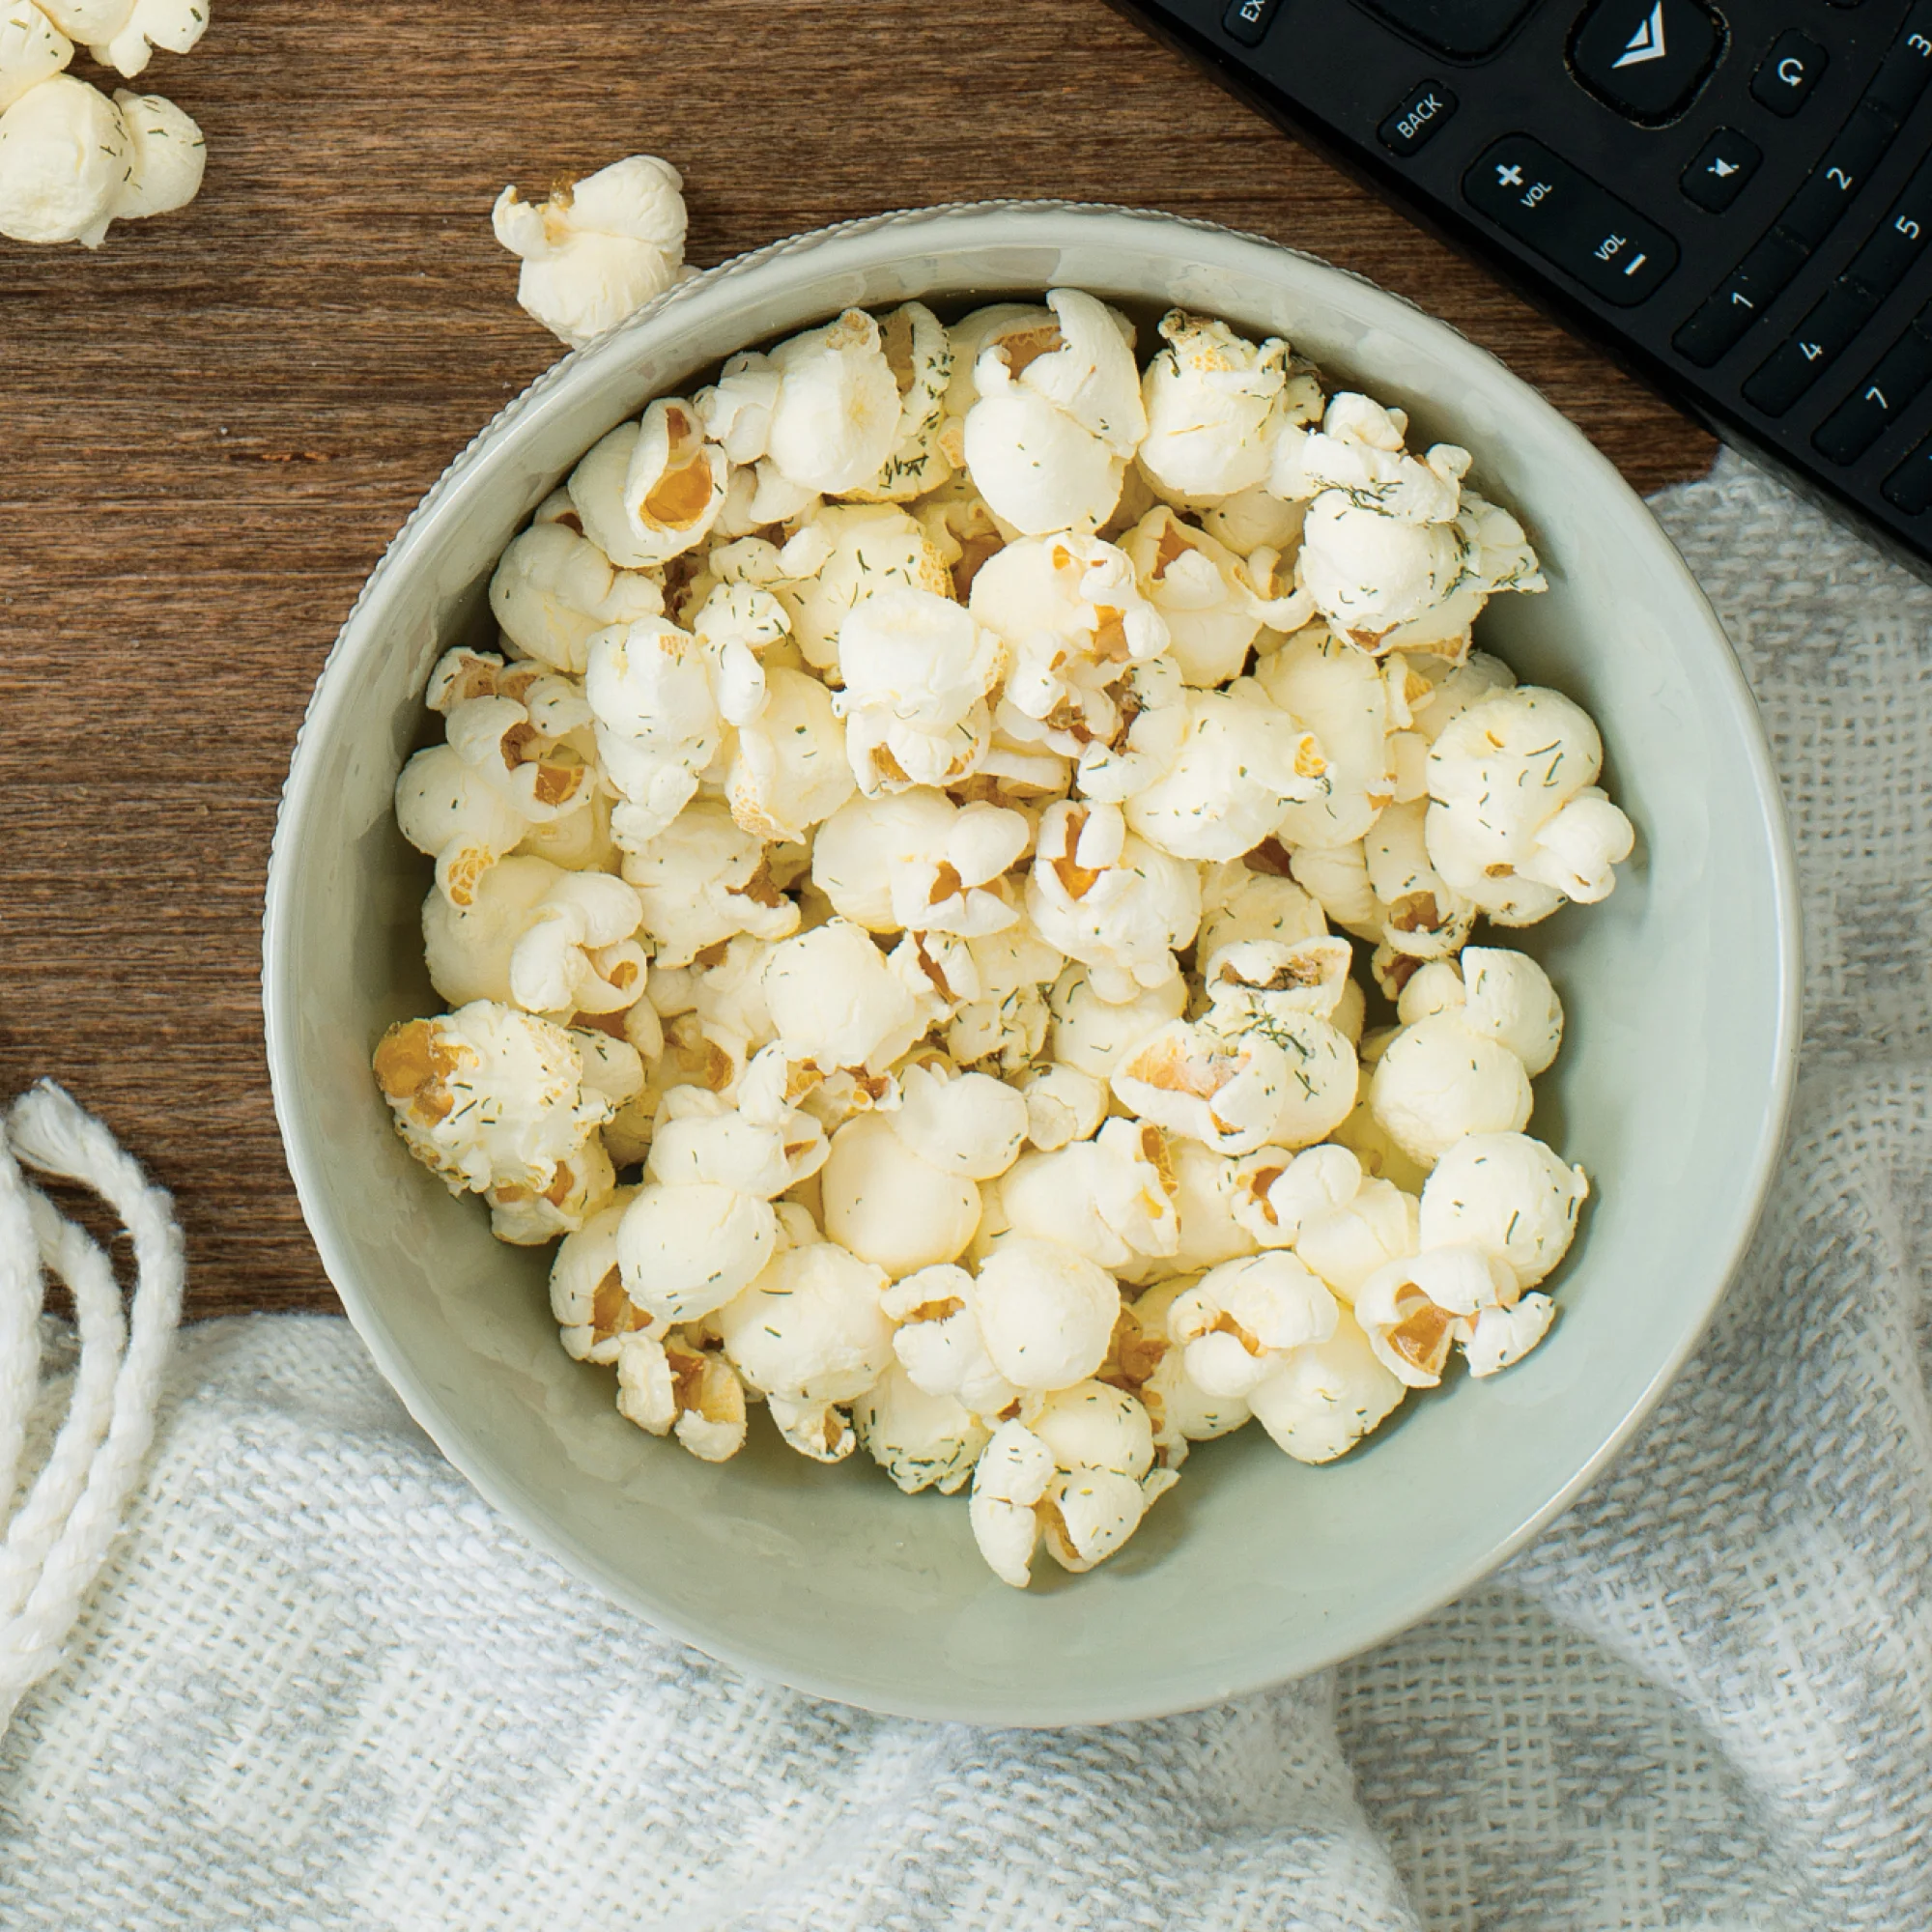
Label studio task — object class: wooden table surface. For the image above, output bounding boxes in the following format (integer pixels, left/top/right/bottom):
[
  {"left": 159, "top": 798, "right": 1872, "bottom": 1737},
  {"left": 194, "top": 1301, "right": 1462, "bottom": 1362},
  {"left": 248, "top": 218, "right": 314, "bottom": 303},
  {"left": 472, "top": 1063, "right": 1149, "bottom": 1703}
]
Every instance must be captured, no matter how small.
[{"left": 0, "top": 1, "right": 1716, "bottom": 1319}]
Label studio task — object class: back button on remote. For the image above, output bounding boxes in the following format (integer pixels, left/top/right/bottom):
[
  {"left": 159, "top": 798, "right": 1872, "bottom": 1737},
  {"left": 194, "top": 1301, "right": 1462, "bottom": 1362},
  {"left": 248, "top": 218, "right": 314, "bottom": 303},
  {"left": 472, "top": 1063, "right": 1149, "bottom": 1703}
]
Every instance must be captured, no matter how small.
[
  {"left": 1464, "top": 137, "right": 1679, "bottom": 306},
  {"left": 1379, "top": 80, "right": 1458, "bottom": 156}
]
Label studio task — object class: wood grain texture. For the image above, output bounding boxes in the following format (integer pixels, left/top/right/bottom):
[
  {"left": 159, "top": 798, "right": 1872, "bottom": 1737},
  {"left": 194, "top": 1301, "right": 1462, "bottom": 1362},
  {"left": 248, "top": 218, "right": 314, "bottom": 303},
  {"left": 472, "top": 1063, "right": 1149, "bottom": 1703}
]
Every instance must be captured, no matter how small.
[{"left": 0, "top": 1, "right": 1716, "bottom": 1319}]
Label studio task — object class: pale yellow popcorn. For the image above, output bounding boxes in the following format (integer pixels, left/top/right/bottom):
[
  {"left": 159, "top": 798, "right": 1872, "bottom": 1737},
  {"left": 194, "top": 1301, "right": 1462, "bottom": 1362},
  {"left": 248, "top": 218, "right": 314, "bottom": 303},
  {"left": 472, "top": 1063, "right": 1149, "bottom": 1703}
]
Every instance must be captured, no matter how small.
[
  {"left": 493, "top": 155, "right": 686, "bottom": 350},
  {"left": 372, "top": 1002, "right": 621, "bottom": 1201}
]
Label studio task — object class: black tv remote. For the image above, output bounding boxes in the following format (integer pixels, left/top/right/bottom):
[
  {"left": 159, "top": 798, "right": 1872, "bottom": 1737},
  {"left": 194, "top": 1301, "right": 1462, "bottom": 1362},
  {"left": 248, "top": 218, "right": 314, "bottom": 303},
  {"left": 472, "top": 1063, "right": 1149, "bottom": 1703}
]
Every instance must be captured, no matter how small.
[{"left": 1108, "top": 0, "right": 1932, "bottom": 573}]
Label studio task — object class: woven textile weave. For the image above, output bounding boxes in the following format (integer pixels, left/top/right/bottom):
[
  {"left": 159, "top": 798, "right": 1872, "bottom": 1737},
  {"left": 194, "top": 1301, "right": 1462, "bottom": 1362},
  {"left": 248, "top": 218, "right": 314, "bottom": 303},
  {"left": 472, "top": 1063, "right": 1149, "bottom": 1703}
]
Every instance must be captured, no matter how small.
[{"left": 1, "top": 450, "right": 1927, "bottom": 1929}]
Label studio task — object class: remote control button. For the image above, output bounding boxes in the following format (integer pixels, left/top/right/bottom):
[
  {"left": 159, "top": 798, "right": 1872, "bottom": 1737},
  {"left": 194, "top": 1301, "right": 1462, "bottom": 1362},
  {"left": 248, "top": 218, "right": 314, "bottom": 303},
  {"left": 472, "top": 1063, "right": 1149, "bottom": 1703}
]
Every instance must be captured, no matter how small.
[
  {"left": 1813, "top": 317, "right": 1932, "bottom": 465},
  {"left": 1222, "top": 0, "right": 1283, "bottom": 47},
  {"left": 1680, "top": 128, "right": 1762, "bottom": 212},
  {"left": 1883, "top": 438, "right": 1932, "bottom": 514},
  {"left": 1570, "top": 0, "right": 1724, "bottom": 124},
  {"left": 1743, "top": 281, "right": 1881, "bottom": 416},
  {"left": 1750, "top": 31, "right": 1828, "bottom": 115},
  {"left": 1672, "top": 230, "right": 1804, "bottom": 367},
  {"left": 1734, "top": 229, "right": 1809, "bottom": 301},
  {"left": 1847, "top": 157, "right": 1932, "bottom": 297},
  {"left": 1463, "top": 137, "right": 1678, "bottom": 305},
  {"left": 1379, "top": 81, "right": 1459, "bottom": 156},
  {"left": 1883, "top": 437, "right": 1932, "bottom": 512},
  {"left": 1355, "top": 0, "right": 1537, "bottom": 60},
  {"left": 1865, "top": 3, "right": 1932, "bottom": 122},
  {"left": 1778, "top": 107, "right": 1893, "bottom": 247},
  {"left": 1674, "top": 294, "right": 1759, "bottom": 366}
]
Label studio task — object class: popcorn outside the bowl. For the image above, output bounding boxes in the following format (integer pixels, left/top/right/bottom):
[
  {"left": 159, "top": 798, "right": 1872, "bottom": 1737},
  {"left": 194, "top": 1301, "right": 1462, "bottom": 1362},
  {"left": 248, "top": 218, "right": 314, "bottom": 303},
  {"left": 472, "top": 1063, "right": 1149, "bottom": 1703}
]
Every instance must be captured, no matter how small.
[
  {"left": 0, "top": 2, "right": 71, "bottom": 113},
  {"left": 0, "top": 68, "right": 203, "bottom": 246},
  {"left": 35, "top": 0, "right": 206, "bottom": 78},
  {"left": 375, "top": 286, "right": 1637, "bottom": 1587},
  {"left": 493, "top": 155, "right": 687, "bottom": 351}
]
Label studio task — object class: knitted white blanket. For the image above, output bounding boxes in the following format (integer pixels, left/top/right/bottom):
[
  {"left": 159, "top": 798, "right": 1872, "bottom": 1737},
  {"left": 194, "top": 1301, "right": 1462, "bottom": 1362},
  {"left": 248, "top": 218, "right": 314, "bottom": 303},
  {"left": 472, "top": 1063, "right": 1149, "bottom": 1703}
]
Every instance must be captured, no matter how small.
[{"left": 1, "top": 451, "right": 1927, "bottom": 1930}]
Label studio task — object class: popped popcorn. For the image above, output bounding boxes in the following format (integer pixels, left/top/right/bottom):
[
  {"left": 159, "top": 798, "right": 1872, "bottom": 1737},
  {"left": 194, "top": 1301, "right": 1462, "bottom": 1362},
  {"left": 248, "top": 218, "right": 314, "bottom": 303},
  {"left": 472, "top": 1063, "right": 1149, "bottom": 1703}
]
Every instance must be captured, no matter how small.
[
  {"left": 853, "top": 1364, "right": 988, "bottom": 1493},
  {"left": 715, "top": 1239, "right": 895, "bottom": 1461},
  {"left": 847, "top": 301, "right": 954, "bottom": 502},
  {"left": 1368, "top": 996, "right": 1537, "bottom": 1168},
  {"left": 549, "top": 1190, "right": 652, "bottom": 1362},
  {"left": 762, "top": 919, "right": 923, "bottom": 1073},
  {"left": 1246, "top": 1310, "right": 1406, "bottom": 1463},
  {"left": 970, "top": 532, "right": 1168, "bottom": 759},
  {"left": 614, "top": 1329, "right": 749, "bottom": 1463},
  {"left": 1289, "top": 393, "right": 1546, "bottom": 655},
  {"left": 74, "top": 0, "right": 209, "bottom": 80},
  {"left": 1150, "top": 1137, "right": 1260, "bottom": 1280},
  {"left": 1255, "top": 623, "right": 1400, "bottom": 850},
  {"left": 493, "top": 155, "right": 687, "bottom": 350},
  {"left": 760, "top": 308, "right": 905, "bottom": 497},
  {"left": 0, "top": 69, "right": 203, "bottom": 248},
  {"left": 1136, "top": 309, "right": 1298, "bottom": 503},
  {"left": 820, "top": 1109, "right": 982, "bottom": 1276},
  {"left": 1122, "top": 681, "right": 1324, "bottom": 863},
  {"left": 1418, "top": 1130, "right": 1588, "bottom": 1289},
  {"left": 1, "top": 4, "right": 71, "bottom": 116},
  {"left": 967, "top": 1381, "right": 1169, "bottom": 1587},
  {"left": 1121, "top": 507, "right": 1309, "bottom": 687},
  {"left": 880, "top": 1262, "right": 1021, "bottom": 1419},
  {"left": 962, "top": 288, "right": 1145, "bottom": 536},
  {"left": 615, "top": 398, "right": 731, "bottom": 566},
  {"left": 778, "top": 503, "right": 954, "bottom": 671},
  {"left": 488, "top": 523, "right": 667, "bottom": 674},
  {"left": 1354, "top": 1243, "right": 1543, "bottom": 1387},
  {"left": 833, "top": 586, "right": 1003, "bottom": 793},
  {"left": 380, "top": 282, "right": 1634, "bottom": 1584},
  {"left": 619, "top": 800, "right": 800, "bottom": 966},
  {"left": 372, "top": 1002, "right": 625, "bottom": 1200},
  {"left": 1109, "top": 1274, "right": 1253, "bottom": 1468},
  {"left": 1026, "top": 799, "right": 1201, "bottom": 1002},
  {"left": 422, "top": 855, "right": 646, "bottom": 1017},
  {"left": 1425, "top": 685, "right": 1636, "bottom": 923},
  {"left": 1166, "top": 1250, "right": 1340, "bottom": 1400},
  {"left": 1000, "top": 1118, "right": 1180, "bottom": 1274}
]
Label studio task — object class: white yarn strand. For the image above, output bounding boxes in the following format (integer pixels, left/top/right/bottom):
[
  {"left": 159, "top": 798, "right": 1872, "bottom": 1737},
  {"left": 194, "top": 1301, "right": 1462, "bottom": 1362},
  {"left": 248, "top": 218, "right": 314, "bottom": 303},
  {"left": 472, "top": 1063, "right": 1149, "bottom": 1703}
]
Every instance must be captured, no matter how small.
[
  {"left": 0, "top": 1082, "right": 183, "bottom": 1732},
  {"left": 0, "top": 1138, "right": 44, "bottom": 1525},
  {"left": 0, "top": 1192, "right": 128, "bottom": 1627}
]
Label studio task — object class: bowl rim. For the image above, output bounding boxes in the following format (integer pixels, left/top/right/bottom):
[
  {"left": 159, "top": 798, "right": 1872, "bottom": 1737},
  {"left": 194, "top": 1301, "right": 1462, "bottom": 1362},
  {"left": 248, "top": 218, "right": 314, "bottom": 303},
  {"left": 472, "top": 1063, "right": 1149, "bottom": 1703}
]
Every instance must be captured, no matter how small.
[{"left": 263, "top": 197, "right": 1804, "bottom": 1725}]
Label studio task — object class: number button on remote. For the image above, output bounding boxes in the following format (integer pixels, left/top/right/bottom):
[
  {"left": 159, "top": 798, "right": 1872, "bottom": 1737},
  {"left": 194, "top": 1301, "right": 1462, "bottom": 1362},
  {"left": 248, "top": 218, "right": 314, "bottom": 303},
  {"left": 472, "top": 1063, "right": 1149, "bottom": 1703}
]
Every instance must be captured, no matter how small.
[
  {"left": 1674, "top": 295, "right": 1758, "bottom": 365},
  {"left": 1866, "top": 2, "right": 1932, "bottom": 122},
  {"left": 1814, "top": 313, "right": 1932, "bottom": 465},
  {"left": 1847, "top": 158, "right": 1932, "bottom": 298},
  {"left": 1673, "top": 231, "right": 1805, "bottom": 366},
  {"left": 1883, "top": 438, "right": 1932, "bottom": 515},
  {"left": 1743, "top": 280, "right": 1881, "bottom": 416},
  {"left": 1571, "top": 0, "right": 1725, "bottom": 124},
  {"left": 1681, "top": 128, "right": 1762, "bottom": 212},
  {"left": 1751, "top": 31, "right": 1828, "bottom": 115},
  {"left": 1464, "top": 138, "right": 1678, "bottom": 305},
  {"left": 1779, "top": 105, "right": 1894, "bottom": 247}
]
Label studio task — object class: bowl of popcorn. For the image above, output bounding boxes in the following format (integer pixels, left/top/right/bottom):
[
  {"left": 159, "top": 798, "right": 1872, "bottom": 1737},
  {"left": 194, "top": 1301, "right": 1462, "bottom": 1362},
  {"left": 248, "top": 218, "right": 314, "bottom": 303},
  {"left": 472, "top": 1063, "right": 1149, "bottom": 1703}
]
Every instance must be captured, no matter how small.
[{"left": 264, "top": 201, "right": 1798, "bottom": 1724}]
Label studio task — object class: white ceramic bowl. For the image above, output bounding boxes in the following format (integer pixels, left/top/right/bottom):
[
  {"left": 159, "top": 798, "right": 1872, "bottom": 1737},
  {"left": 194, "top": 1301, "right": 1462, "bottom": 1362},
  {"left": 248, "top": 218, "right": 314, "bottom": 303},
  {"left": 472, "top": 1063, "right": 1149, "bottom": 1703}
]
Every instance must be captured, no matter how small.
[{"left": 264, "top": 202, "right": 1800, "bottom": 1725}]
